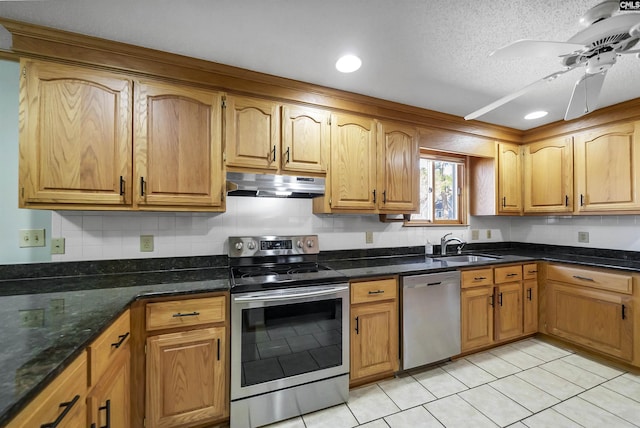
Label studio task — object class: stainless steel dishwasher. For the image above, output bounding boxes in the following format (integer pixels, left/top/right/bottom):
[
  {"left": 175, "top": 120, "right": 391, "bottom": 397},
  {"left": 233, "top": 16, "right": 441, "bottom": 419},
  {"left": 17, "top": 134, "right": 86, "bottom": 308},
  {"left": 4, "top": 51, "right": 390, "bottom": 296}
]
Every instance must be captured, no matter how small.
[{"left": 401, "top": 270, "right": 461, "bottom": 370}]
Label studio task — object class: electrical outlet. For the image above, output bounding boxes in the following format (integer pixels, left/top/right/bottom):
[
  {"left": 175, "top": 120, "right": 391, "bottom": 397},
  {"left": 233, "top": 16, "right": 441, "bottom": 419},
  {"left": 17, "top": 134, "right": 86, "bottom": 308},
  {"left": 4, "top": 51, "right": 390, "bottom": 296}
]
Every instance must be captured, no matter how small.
[
  {"left": 486, "top": 229, "right": 492, "bottom": 239},
  {"left": 140, "top": 235, "right": 154, "bottom": 252},
  {"left": 578, "top": 231, "right": 589, "bottom": 243},
  {"left": 19, "top": 229, "right": 46, "bottom": 248},
  {"left": 50, "top": 298, "right": 65, "bottom": 314},
  {"left": 51, "top": 237, "right": 65, "bottom": 254},
  {"left": 20, "top": 308, "right": 45, "bottom": 328},
  {"left": 471, "top": 230, "right": 479, "bottom": 240},
  {"left": 365, "top": 231, "right": 373, "bottom": 244}
]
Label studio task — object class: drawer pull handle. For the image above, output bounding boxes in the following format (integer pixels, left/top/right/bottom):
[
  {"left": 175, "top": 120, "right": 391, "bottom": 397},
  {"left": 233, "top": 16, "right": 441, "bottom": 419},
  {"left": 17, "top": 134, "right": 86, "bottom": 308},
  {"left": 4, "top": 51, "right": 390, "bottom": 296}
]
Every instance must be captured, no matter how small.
[
  {"left": 474, "top": 277, "right": 487, "bottom": 281},
  {"left": 506, "top": 273, "right": 519, "bottom": 277},
  {"left": 527, "top": 270, "right": 538, "bottom": 274},
  {"left": 173, "top": 311, "right": 200, "bottom": 318},
  {"left": 368, "top": 290, "right": 385, "bottom": 295},
  {"left": 41, "top": 394, "right": 80, "bottom": 428},
  {"left": 572, "top": 275, "right": 595, "bottom": 282},
  {"left": 111, "top": 332, "right": 130, "bottom": 349},
  {"left": 527, "top": 288, "right": 532, "bottom": 301}
]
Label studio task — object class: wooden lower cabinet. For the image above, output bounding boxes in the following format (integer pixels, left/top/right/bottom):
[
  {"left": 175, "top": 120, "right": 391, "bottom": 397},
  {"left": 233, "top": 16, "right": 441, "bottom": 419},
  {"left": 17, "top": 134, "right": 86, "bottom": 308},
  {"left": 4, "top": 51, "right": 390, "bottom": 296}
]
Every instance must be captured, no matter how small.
[
  {"left": 523, "top": 280, "right": 538, "bottom": 335},
  {"left": 350, "top": 278, "right": 399, "bottom": 385},
  {"left": 547, "top": 282, "right": 633, "bottom": 361},
  {"left": 461, "top": 285, "right": 494, "bottom": 351},
  {"left": 495, "top": 282, "right": 523, "bottom": 341},
  {"left": 146, "top": 327, "right": 227, "bottom": 428},
  {"left": 88, "top": 348, "right": 130, "bottom": 428}
]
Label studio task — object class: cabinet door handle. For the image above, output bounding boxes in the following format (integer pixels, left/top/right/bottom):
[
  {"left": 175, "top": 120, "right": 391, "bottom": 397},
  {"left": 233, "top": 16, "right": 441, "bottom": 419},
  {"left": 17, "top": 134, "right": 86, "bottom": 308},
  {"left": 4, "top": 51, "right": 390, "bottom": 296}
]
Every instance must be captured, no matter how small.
[
  {"left": 372, "top": 189, "right": 377, "bottom": 203},
  {"left": 172, "top": 311, "right": 200, "bottom": 318},
  {"left": 498, "top": 292, "right": 503, "bottom": 306},
  {"left": 284, "top": 147, "right": 290, "bottom": 163},
  {"left": 368, "top": 290, "right": 385, "bottom": 295},
  {"left": 489, "top": 294, "right": 494, "bottom": 307},
  {"left": 217, "top": 338, "right": 221, "bottom": 361},
  {"left": 580, "top": 194, "right": 584, "bottom": 206},
  {"left": 270, "top": 145, "right": 276, "bottom": 162},
  {"left": 622, "top": 304, "right": 626, "bottom": 320},
  {"left": 382, "top": 190, "right": 387, "bottom": 204},
  {"left": 502, "top": 196, "right": 506, "bottom": 208},
  {"left": 97, "top": 399, "right": 111, "bottom": 428},
  {"left": 119, "top": 176, "right": 125, "bottom": 196},
  {"left": 527, "top": 288, "right": 532, "bottom": 301},
  {"left": 565, "top": 194, "right": 569, "bottom": 206},
  {"left": 355, "top": 316, "right": 359, "bottom": 334},
  {"left": 572, "top": 275, "right": 594, "bottom": 282},
  {"left": 111, "top": 332, "right": 130, "bottom": 349},
  {"left": 40, "top": 394, "right": 80, "bottom": 428},
  {"left": 140, "top": 177, "right": 146, "bottom": 196}
]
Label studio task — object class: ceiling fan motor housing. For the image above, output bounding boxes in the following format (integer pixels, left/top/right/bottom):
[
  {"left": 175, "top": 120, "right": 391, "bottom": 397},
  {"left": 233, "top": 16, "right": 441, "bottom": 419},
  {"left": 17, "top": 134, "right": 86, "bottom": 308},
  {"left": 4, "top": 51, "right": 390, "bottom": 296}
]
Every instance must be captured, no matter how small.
[{"left": 586, "top": 50, "right": 618, "bottom": 74}]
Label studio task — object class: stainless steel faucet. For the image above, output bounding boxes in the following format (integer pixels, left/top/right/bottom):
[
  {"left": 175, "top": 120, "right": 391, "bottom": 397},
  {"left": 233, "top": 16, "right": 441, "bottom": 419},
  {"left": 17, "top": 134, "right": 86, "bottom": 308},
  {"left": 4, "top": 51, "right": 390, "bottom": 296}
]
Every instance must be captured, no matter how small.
[{"left": 440, "top": 233, "right": 466, "bottom": 255}]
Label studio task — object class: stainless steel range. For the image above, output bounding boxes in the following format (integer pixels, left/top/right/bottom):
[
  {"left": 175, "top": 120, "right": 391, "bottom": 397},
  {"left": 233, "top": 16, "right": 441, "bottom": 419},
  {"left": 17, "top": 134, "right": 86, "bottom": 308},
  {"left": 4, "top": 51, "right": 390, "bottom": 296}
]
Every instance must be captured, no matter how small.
[{"left": 229, "top": 235, "right": 349, "bottom": 428}]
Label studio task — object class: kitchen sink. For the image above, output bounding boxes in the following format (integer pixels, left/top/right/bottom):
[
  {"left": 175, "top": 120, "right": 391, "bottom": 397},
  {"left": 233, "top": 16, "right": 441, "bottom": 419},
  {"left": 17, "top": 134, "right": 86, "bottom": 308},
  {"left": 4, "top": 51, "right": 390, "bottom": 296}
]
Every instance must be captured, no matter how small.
[{"left": 433, "top": 254, "right": 501, "bottom": 263}]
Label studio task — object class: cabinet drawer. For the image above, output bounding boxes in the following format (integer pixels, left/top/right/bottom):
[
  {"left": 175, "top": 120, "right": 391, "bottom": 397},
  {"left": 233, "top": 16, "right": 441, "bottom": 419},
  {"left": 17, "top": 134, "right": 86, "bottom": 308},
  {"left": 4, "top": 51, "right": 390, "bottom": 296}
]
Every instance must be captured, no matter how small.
[
  {"left": 495, "top": 265, "right": 523, "bottom": 283},
  {"left": 461, "top": 268, "right": 493, "bottom": 288},
  {"left": 146, "top": 296, "right": 226, "bottom": 331},
  {"left": 351, "top": 278, "right": 397, "bottom": 304},
  {"left": 547, "top": 264, "right": 632, "bottom": 294},
  {"left": 523, "top": 263, "right": 538, "bottom": 280},
  {"left": 7, "top": 353, "right": 87, "bottom": 428},
  {"left": 87, "top": 309, "right": 130, "bottom": 386}
]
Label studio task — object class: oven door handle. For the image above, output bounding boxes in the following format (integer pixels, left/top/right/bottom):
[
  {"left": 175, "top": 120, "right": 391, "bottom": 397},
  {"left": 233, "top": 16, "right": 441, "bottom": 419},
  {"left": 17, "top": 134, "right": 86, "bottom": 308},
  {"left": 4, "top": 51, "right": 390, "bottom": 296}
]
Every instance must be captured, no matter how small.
[{"left": 233, "top": 285, "right": 348, "bottom": 302}]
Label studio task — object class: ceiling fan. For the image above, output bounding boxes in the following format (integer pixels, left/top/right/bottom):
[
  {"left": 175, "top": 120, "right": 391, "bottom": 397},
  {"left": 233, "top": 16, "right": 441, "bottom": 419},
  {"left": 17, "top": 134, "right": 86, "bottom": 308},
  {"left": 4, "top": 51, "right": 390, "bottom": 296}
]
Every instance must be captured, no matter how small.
[{"left": 465, "top": 0, "right": 640, "bottom": 122}]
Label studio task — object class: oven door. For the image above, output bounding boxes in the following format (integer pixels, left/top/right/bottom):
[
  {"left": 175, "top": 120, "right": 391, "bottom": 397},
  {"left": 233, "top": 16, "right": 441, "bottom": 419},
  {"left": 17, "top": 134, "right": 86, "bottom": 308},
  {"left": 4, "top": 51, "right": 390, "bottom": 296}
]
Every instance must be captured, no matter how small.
[{"left": 231, "top": 283, "right": 349, "bottom": 400}]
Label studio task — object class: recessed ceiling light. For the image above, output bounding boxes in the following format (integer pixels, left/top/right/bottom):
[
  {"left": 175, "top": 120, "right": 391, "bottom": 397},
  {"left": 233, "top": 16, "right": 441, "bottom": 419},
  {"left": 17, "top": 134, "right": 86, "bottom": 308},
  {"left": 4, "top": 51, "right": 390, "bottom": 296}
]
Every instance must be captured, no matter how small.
[
  {"left": 336, "top": 54, "right": 362, "bottom": 73},
  {"left": 524, "top": 110, "right": 548, "bottom": 120}
]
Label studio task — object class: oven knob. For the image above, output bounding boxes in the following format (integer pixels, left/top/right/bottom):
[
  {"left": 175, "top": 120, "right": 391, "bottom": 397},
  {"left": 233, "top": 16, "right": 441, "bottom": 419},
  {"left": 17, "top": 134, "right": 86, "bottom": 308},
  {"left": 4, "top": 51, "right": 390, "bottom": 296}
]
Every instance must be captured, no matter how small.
[
  {"left": 306, "top": 240, "right": 314, "bottom": 248},
  {"left": 296, "top": 240, "right": 303, "bottom": 249},
  {"left": 235, "top": 242, "right": 243, "bottom": 251},
  {"left": 247, "top": 241, "right": 257, "bottom": 250}
]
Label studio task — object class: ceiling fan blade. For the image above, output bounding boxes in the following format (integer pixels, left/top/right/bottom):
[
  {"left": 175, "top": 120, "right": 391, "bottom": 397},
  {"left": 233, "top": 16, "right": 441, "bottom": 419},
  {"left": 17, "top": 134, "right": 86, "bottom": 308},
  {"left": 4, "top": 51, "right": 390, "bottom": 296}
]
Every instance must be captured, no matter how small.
[
  {"left": 464, "top": 68, "right": 574, "bottom": 121},
  {"left": 490, "top": 39, "right": 586, "bottom": 58},
  {"left": 564, "top": 71, "right": 607, "bottom": 121}
]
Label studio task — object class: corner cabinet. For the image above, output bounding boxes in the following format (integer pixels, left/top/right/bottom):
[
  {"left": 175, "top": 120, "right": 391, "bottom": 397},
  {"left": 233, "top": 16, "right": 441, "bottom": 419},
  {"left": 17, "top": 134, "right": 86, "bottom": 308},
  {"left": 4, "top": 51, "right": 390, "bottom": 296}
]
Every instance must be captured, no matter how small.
[
  {"left": 134, "top": 80, "right": 224, "bottom": 209},
  {"left": 574, "top": 121, "right": 640, "bottom": 212},
  {"left": 350, "top": 278, "right": 399, "bottom": 386},
  {"left": 523, "top": 136, "right": 573, "bottom": 213},
  {"left": 19, "top": 58, "right": 133, "bottom": 208}
]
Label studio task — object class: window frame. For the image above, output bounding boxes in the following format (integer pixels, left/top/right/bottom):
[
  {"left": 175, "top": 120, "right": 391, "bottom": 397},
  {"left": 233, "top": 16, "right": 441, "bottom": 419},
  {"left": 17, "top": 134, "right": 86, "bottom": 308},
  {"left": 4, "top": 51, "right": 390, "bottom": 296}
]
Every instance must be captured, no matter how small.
[{"left": 404, "top": 150, "right": 468, "bottom": 226}]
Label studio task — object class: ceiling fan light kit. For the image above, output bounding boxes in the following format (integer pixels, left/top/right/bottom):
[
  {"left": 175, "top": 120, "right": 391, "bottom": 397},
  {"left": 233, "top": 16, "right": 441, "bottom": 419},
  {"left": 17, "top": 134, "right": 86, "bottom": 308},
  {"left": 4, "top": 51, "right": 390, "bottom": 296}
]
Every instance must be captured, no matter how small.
[{"left": 465, "top": 0, "right": 640, "bottom": 122}]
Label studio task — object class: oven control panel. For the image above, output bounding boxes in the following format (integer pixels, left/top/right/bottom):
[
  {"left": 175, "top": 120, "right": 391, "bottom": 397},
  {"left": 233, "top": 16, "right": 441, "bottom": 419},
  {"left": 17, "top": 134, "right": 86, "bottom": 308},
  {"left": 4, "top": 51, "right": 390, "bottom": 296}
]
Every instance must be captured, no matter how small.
[{"left": 228, "top": 235, "right": 319, "bottom": 257}]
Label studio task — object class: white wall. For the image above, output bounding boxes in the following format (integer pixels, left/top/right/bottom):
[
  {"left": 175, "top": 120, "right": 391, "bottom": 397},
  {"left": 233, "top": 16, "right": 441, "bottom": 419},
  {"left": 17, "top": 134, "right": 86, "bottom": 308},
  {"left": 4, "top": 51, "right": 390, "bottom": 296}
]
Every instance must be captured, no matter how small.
[{"left": 0, "top": 59, "right": 52, "bottom": 265}]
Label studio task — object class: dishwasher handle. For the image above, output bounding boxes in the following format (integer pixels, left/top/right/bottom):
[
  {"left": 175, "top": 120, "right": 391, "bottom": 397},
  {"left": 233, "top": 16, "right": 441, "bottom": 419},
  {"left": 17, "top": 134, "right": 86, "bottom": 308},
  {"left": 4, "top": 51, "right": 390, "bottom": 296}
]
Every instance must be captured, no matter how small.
[{"left": 402, "top": 271, "right": 461, "bottom": 289}]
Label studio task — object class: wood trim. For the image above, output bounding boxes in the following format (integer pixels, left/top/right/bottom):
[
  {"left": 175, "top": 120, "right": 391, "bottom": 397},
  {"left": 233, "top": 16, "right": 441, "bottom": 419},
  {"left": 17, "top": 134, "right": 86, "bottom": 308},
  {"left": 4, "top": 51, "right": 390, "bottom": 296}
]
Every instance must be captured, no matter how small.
[
  {"left": 0, "top": 18, "right": 522, "bottom": 143},
  {"left": 0, "top": 50, "right": 19, "bottom": 61}
]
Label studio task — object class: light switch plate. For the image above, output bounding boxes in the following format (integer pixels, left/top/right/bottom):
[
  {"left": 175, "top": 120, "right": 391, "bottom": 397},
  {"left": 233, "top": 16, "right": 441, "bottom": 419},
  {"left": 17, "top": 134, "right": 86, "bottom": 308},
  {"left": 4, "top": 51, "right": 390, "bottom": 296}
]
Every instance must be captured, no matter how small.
[
  {"left": 140, "top": 235, "right": 154, "bottom": 252},
  {"left": 578, "top": 231, "right": 589, "bottom": 243},
  {"left": 51, "top": 237, "right": 65, "bottom": 254},
  {"left": 471, "top": 230, "right": 479, "bottom": 240},
  {"left": 19, "top": 229, "right": 46, "bottom": 248},
  {"left": 365, "top": 231, "right": 373, "bottom": 244}
]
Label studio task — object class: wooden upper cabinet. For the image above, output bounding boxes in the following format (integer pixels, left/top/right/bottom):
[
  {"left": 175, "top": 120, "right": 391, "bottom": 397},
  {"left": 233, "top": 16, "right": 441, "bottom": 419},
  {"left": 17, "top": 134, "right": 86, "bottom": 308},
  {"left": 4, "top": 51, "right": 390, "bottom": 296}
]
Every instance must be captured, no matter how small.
[
  {"left": 330, "top": 113, "right": 377, "bottom": 210},
  {"left": 19, "top": 59, "right": 132, "bottom": 207},
  {"left": 134, "top": 80, "right": 223, "bottom": 208},
  {"left": 224, "top": 95, "right": 280, "bottom": 171},
  {"left": 281, "top": 104, "right": 330, "bottom": 174},
  {"left": 497, "top": 142, "right": 522, "bottom": 214},
  {"left": 523, "top": 136, "right": 573, "bottom": 213},
  {"left": 574, "top": 121, "right": 640, "bottom": 212},
  {"left": 376, "top": 121, "right": 419, "bottom": 212}
]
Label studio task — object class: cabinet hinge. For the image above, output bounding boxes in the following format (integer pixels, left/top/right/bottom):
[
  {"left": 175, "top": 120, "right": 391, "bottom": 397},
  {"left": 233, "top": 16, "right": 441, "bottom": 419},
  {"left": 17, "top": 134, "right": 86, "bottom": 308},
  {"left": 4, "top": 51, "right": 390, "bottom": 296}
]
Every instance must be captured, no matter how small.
[
  {"left": 221, "top": 97, "right": 226, "bottom": 108},
  {"left": 143, "top": 418, "right": 146, "bottom": 427},
  {"left": 21, "top": 187, "right": 24, "bottom": 198},
  {"left": 144, "top": 344, "right": 147, "bottom": 354},
  {"left": 329, "top": 198, "right": 332, "bottom": 206},
  {"left": 328, "top": 117, "right": 331, "bottom": 126},
  {"left": 22, "top": 67, "right": 26, "bottom": 77},
  {"left": 223, "top": 151, "right": 226, "bottom": 162}
]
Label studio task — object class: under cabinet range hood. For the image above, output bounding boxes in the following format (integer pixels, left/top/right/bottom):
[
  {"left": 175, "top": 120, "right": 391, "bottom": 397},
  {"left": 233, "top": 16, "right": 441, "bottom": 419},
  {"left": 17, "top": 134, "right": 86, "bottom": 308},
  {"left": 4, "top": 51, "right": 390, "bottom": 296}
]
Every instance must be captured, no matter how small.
[{"left": 226, "top": 172, "right": 325, "bottom": 198}]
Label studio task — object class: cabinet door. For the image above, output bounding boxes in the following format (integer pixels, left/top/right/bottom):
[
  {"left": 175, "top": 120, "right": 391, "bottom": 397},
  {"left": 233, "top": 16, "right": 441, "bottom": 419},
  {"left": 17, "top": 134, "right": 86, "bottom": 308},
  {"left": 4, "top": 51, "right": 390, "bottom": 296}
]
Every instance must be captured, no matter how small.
[
  {"left": 281, "top": 104, "right": 330, "bottom": 174},
  {"left": 19, "top": 59, "right": 132, "bottom": 207},
  {"left": 134, "top": 80, "right": 223, "bottom": 208},
  {"left": 523, "top": 136, "right": 573, "bottom": 213},
  {"left": 547, "top": 282, "right": 633, "bottom": 361},
  {"left": 330, "top": 113, "right": 377, "bottom": 210},
  {"left": 495, "top": 282, "right": 523, "bottom": 341},
  {"left": 146, "top": 327, "right": 227, "bottom": 428},
  {"left": 224, "top": 95, "right": 280, "bottom": 171},
  {"left": 497, "top": 143, "right": 522, "bottom": 214},
  {"left": 574, "top": 121, "right": 640, "bottom": 212},
  {"left": 461, "top": 286, "right": 494, "bottom": 352},
  {"left": 523, "top": 279, "right": 538, "bottom": 335},
  {"left": 88, "top": 348, "right": 130, "bottom": 428},
  {"left": 351, "top": 300, "right": 398, "bottom": 381},
  {"left": 376, "top": 121, "right": 419, "bottom": 212}
]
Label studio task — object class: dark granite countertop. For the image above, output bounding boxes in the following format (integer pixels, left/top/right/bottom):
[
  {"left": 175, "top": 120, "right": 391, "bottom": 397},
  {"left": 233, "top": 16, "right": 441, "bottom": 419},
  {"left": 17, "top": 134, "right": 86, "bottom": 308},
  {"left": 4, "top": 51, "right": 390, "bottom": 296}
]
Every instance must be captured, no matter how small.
[
  {"left": 0, "top": 267, "right": 230, "bottom": 426},
  {"left": 3, "top": 241, "right": 640, "bottom": 424}
]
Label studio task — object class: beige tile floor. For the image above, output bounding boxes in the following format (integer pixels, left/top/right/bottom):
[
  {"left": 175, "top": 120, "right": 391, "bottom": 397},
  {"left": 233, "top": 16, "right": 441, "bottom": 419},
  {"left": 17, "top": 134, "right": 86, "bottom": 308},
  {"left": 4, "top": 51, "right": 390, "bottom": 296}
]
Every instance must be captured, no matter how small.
[{"left": 264, "top": 338, "right": 640, "bottom": 428}]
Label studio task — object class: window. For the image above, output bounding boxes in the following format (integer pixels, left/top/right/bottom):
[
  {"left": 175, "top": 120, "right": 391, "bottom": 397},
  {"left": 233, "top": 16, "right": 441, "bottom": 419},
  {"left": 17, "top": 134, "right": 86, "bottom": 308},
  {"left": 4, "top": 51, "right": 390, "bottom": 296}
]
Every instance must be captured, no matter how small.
[{"left": 407, "top": 152, "right": 466, "bottom": 225}]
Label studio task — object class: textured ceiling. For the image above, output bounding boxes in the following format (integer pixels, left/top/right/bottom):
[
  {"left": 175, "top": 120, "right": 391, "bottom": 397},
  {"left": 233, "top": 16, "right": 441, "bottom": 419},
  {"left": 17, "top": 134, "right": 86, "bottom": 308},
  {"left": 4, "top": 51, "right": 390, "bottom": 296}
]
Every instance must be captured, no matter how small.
[{"left": 0, "top": 0, "right": 639, "bottom": 130}]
